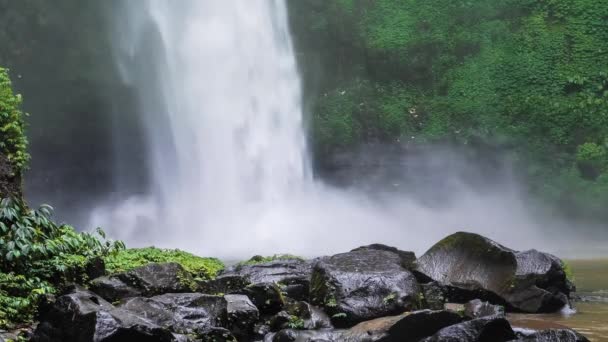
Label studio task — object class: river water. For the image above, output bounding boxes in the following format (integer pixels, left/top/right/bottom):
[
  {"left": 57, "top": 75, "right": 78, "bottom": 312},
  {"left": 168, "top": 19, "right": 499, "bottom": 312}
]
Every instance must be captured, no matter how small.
[{"left": 509, "top": 259, "right": 608, "bottom": 341}]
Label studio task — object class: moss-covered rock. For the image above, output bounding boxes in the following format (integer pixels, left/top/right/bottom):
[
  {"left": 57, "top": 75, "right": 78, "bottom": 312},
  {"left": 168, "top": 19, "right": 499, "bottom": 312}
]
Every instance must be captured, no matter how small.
[
  {"left": 416, "top": 232, "right": 571, "bottom": 313},
  {"left": 104, "top": 247, "right": 224, "bottom": 280}
]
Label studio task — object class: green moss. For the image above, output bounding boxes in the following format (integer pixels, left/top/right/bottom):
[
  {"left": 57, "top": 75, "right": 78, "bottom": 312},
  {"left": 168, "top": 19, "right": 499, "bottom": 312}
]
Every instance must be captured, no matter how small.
[
  {"left": 287, "top": 315, "right": 306, "bottom": 330},
  {"left": 561, "top": 260, "right": 575, "bottom": 283},
  {"left": 105, "top": 247, "right": 224, "bottom": 280},
  {"left": 0, "top": 68, "right": 29, "bottom": 171},
  {"left": 237, "top": 254, "right": 303, "bottom": 266}
]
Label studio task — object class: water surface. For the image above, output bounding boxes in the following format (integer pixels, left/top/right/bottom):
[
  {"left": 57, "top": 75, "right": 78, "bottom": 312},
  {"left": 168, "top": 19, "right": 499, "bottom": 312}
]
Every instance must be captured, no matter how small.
[{"left": 509, "top": 259, "right": 608, "bottom": 341}]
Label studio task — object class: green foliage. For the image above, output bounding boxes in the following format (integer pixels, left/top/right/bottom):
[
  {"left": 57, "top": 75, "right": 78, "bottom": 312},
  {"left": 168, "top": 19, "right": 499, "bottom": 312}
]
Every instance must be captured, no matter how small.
[
  {"left": 105, "top": 247, "right": 224, "bottom": 280},
  {"left": 293, "top": 0, "right": 608, "bottom": 220},
  {"left": 286, "top": 315, "right": 306, "bottom": 330},
  {"left": 0, "top": 197, "right": 124, "bottom": 328},
  {"left": 0, "top": 68, "right": 29, "bottom": 170},
  {"left": 561, "top": 260, "right": 575, "bottom": 283}
]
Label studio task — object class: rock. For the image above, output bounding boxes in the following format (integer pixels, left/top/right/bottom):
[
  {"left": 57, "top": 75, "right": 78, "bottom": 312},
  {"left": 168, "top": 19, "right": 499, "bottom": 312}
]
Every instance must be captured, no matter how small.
[
  {"left": 31, "top": 287, "right": 176, "bottom": 342},
  {"left": 198, "top": 275, "right": 250, "bottom": 295},
  {"left": 218, "top": 259, "right": 312, "bottom": 301},
  {"left": 90, "top": 263, "right": 196, "bottom": 302},
  {"left": 343, "top": 310, "right": 463, "bottom": 342},
  {"left": 421, "top": 316, "right": 516, "bottom": 342},
  {"left": 422, "top": 282, "right": 448, "bottom": 310},
  {"left": 416, "top": 232, "right": 570, "bottom": 313},
  {"left": 464, "top": 299, "right": 505, "bottom": 319},
  {"left": 310, "top": 248, "right": 421, "bottom": 327},
  {"left": 90, "top": 276, "right": 142, "bottom": 302},
  {"left": 286, "top": 301, "right": 333, "bottom": 330},
  {"left": 242, "top": 282, "right": 285, "bottom": 315},
  {"left": 118, "top": 293, "right": 227, "bottom": 335},
  {"left": 266, "top": 329, "right": 343, "bottom": 342},
  {"left": 225, "top": 294, "right": 259, "bottom": 338},
  {"left": 269, "top": 311, "right": 294, "bottom": 332},
  {"left": 512, "top": 329, "right": 590, "bottom": 342},
  {"left": 350, "top": 244, "right": 417, "bottom": 269},
  {"left": 200, "top": 327, "right": 237, "bottom": 341}
]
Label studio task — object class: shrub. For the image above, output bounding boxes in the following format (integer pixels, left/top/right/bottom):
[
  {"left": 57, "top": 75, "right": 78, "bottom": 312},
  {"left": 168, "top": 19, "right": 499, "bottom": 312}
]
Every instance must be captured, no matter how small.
[
  {"left": 104, "top": 247, "right": 224, "bottom": 280},
  {"left": 0, "top": 68, "right": 29, "bottom": 171},
  {"left": 0, "top": 197, "right": 124, "bottom": 328}
]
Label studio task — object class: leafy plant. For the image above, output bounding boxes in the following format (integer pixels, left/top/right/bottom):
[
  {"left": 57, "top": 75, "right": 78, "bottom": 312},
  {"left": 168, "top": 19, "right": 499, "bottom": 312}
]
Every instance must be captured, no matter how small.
[
  {"left": 0, "top": 68, "right": 29, "bottom": 171},
  {"left": 0, "top": 197, "right": 124, "bottom": 328},
  {"left": 105, "top": 247, "right": 224, "bottom": 280}
]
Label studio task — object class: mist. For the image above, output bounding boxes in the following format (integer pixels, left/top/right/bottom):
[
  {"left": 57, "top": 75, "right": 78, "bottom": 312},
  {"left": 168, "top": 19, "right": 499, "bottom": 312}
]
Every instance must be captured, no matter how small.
[{"left": 5, "top": 0, "right": 605, "bottom": 261}]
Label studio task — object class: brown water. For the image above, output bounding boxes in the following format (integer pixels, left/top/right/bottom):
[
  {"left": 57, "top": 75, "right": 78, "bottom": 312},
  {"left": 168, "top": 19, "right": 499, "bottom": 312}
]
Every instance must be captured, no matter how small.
[{"left": 509, "top": 259, "right": 608, "bottom": 342}]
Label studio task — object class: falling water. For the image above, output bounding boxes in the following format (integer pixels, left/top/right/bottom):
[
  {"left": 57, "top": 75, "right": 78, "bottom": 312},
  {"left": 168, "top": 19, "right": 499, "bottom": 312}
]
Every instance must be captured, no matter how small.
[{"left": 91, "top": 0, "right": 606, "bottom": 258}]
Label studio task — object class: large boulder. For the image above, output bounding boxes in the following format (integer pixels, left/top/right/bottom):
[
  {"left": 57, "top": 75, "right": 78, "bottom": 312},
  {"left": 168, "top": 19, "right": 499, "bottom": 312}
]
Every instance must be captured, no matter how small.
[
  {"left": 512, "top": 329, "right": 590, "bottom": 342},
  {"left": 90, "top": 263, "right": 196, "bottom": 302},
  {"left": 225, "top": 294, "right": 259, "bottom": 339},
  {"left": 310, "top": 248, "right": 421, "bottom": 327},
  {"left": 216, "top": 259, "right": 313, "bottom": 300},
  {"left": 342, "top": 310, "right": 463, "bottom": 342},
  {"left": 350, "top": 244, "right": 417, "bottom": 269},
  {"left": 118, "top": 293, "right": 227, "bottom": 336},
  {"left": 421, "top": 316, "right": 516, "bottom": 342},
  {"left": 31, "top": 287, "right": 176, "bottom": 342},
  {"left": 416, "top": 232, "right": 570, "bottom": 313}
]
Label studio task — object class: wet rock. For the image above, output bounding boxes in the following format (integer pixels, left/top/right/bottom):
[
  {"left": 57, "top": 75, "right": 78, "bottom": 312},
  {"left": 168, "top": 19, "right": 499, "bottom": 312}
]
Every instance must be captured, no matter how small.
[
  {"left": 512, "top": 328, "right": 590, "bottom": 342},
  {"left": 421, "top": 316, "right": 516, "bottom": 342},
  {"left": 350, "top": 244, "right": 417, "bottom": 269},
  {"left": 31, "top": 287, "right": 176, "bottom": 342},
  {"left": 286, "top": 301, "right": 333, "bottom": 330},
  {"left": 343, "top": 310, "right": 463, "bottom": 342},
  {"left": 266, "top": 329, "right": 343, "bottom": 342},
  {"left": 310, "top": 248, "right": 421, "bottom": 327},
  {"left": 225, "top": 294, "right": 259, "bottom": 339},
  {"left": 90, "top": 276, "right": 142, "bottom": 302},
  {"left": 200, "top": 327, "right": 237, "bottom": 341},
  {"left": 269, "top": 311, "right": 294, "bottom": 331},
  {"left": 422, "top": 282, "right": 448, "bottom": 310},
  {"left": 416, "top": 232, "right": 570, "bottom": 313},
  {"left": 118, "top": 293, "right": 227, "bottom": 335},
  {"left": 242, "top": 282, "right": 285, "bottom": 315},
  {"left": 218, "top": 259, "right": 312, "bottom": 301},
  {"left": 464, "top": 299, "right": 505, "bottom": 319},
  {"left": 198, "top": 275, "right": 250, "bottom": 295},
  {"left": 90, "top": 263, "right": 196, "bottom": 302}
]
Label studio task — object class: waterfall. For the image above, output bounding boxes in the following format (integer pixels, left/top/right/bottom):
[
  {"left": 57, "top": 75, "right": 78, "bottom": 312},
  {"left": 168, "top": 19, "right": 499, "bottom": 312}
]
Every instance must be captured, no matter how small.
[{"left": 91, "top": 0, "right": 558, "bottom": 258}]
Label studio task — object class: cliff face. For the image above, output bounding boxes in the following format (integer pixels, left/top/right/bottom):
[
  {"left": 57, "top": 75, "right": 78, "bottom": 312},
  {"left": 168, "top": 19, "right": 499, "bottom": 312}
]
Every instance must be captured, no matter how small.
[{"left": 0, "top": 152, "right": 21, "bottom": 198}]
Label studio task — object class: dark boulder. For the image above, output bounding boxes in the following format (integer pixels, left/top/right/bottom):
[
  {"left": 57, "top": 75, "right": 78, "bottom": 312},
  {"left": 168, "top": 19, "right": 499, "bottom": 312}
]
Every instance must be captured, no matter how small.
[
  {"left": 464, "top": 299, "right": 505, "bottom": 319},
  {"left": 198, "top": 275, "right": 250, "bottom": 295},
  {"left": 310, "top": 248, "right": 421, "bottom": 327},
  {"left": 31, "top": 287, "right": 176, "bottom": 342},
  {"left": 225, "top": 294, "right": 259, "bottom": 339},
  {"left": 90, "top": 263, "right": 196, "bottom": 302},
  {"left": 242, "top": 282, "right": 285, "bottom": 315},
  {"left": 512, "top": 329, "right": 590, "bottom": 342},
  {"left": 350, "top": 244, "right": 417, "bottom": 269},
  {"left": 218, "top": 259, "right": 312, "bottom": 301},
  {"left": 416, "top": 232, "right": 570, "bottom": 313},
  {"left": 342, "top": 310, "right": 463, "bottom": 342},
  {"left": 118, "top": 293, "right": 227, "bottom": 335},
  {"left": 421, "top": 316, "right": 516, "bottom": 342}
]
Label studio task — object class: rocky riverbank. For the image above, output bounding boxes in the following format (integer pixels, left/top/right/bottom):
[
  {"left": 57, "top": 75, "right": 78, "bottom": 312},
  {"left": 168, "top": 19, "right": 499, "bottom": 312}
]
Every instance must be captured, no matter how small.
[{"left": 26, "top": 232, "right": 589, "bottom": 342}]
